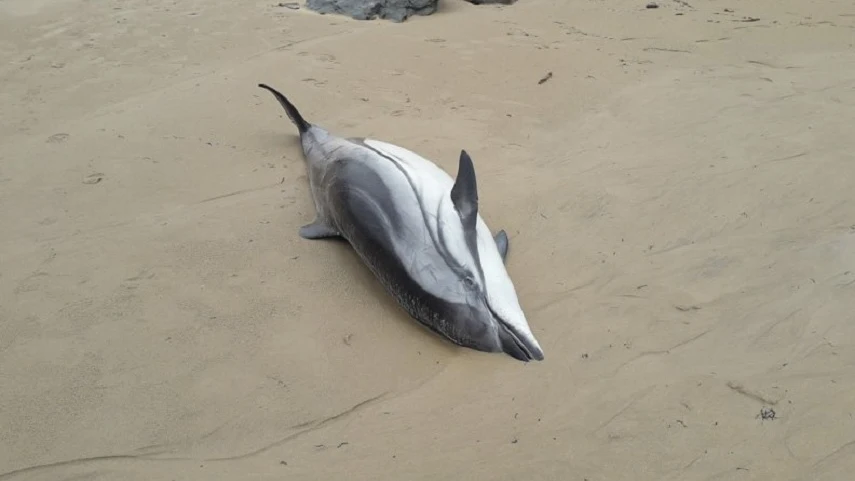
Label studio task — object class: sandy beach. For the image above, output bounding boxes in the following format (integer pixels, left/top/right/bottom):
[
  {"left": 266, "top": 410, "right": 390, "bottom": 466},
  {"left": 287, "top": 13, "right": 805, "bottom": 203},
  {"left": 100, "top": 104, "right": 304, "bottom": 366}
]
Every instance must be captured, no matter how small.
[{"left": 2, "top": 0, "right": 854, "bottom": 479}]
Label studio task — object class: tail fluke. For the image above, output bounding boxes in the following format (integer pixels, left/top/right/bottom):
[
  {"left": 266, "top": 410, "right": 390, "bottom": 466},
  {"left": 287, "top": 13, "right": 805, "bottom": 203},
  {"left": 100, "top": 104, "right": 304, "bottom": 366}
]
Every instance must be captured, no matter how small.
[{"left": 257, "top": 83, "right": 310, "bottom": 135}]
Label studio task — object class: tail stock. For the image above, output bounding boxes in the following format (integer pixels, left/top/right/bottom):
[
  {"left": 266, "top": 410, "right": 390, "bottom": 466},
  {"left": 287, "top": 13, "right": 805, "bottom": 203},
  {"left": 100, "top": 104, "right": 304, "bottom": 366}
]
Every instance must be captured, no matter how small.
[{"left": 257, "top": 83, "right": 310, "bottom": 135}]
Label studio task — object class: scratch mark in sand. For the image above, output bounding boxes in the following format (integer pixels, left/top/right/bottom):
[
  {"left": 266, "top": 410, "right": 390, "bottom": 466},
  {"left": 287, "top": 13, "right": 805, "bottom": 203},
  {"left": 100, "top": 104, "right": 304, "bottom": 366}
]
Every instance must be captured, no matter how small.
[
  {"left": 593, "top": 385, "right": 657, "bottom": 433},
  {"left": 682, "top": 452, "right": 704, "bottom": 470},
  {"left": 0, "top": 393, "right": 389, "bottom": 478},
  {"left": 766, "top": 151, "right": 808, "bottom": 163},
  {"left": 197, "top": 182, "right": 282, "bottom": 204},
  {"left": 726, "top": 381, "right": 779, "bottom": 405},
  {"left": 811, "top": 439, "right": 855, "bottom": 469},
  {"left": 643, "top": 47, "right": 691, "bottom": 53},
  {"left": 750, "top": 309, "right": 801, "bottom": 346},
  {"left": 616, "top": 329, "right": 713, "bottom": 373},
  {"left": 205, "top": 391, "right": 390, "bottom": 462},
  {"left": 247, "top": 30, "right": 362, "bottom": 61},
  {"left": 0, "top": 454, "right": 182, "bottom": 480}
]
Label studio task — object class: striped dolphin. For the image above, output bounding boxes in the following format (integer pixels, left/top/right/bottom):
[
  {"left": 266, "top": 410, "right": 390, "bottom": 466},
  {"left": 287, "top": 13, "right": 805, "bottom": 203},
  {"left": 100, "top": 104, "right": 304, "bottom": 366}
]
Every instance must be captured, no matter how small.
[{"left": 257, "top": 83, "right": 544, "bottom": 362}]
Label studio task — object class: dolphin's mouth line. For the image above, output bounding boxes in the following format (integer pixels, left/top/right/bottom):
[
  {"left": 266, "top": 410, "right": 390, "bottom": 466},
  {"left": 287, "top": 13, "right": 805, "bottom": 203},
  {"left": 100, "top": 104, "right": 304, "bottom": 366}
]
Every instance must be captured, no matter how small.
[{"left": 485, "top": 302, "right": 533, "bottom": 361}]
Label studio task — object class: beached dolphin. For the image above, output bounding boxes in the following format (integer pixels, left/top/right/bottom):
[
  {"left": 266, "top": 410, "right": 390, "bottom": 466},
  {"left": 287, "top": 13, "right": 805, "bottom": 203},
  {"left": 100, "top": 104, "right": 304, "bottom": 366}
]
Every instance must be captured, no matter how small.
[{"left": 257, "top": 83, "right": 544, "bottom": 362}]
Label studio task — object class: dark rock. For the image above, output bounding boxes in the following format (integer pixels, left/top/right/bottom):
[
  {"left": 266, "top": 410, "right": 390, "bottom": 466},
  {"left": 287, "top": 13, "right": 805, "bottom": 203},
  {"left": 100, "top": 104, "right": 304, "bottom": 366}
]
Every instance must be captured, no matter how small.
[{"left": 305, "top": 0, "right": 438, "bottom": 22}]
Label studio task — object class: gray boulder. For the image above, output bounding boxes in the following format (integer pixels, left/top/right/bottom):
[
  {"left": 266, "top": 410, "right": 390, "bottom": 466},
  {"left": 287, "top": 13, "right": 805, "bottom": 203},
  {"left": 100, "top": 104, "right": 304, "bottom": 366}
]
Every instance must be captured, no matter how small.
[{"left": 305, "top": 0, "right": 439, "bottom": 22}]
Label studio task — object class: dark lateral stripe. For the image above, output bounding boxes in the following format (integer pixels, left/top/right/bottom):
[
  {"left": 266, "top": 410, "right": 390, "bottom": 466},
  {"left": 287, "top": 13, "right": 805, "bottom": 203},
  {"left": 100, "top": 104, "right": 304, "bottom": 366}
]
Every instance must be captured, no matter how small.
[{"left": 359, "top": 141, "right": 475, "bottom": 278}]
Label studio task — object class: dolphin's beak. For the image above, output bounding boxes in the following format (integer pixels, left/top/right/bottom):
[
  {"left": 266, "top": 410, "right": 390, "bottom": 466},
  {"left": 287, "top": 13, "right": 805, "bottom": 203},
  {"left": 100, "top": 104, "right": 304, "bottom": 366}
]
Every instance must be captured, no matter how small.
[{"left": 494, "top": 316, "right": 545, "bottom": 362}]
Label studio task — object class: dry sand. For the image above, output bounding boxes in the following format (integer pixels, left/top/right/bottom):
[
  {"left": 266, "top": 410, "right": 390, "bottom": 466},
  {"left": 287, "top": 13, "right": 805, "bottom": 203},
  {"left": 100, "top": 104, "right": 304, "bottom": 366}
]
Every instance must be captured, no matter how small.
[{"left": 2, "top": 0, "right": 854, "bottom": 479}]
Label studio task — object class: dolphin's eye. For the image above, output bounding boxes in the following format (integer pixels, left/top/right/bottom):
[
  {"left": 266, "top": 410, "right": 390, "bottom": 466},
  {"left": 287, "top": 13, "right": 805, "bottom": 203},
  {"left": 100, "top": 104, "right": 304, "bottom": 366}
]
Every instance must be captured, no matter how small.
[{"left": 463, "top": 276, "right": 476, "bottom": 289}]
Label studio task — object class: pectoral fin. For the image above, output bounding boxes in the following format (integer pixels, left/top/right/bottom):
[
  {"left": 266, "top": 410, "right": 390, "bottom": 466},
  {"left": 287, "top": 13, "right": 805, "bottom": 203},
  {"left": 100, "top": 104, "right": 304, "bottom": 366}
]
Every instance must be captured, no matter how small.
[
  {"left": 494, "top": 230, "right": 509, "bottom": 262},
  {"left": 299, "top": 219, "right": 340, "bottom": 240}
]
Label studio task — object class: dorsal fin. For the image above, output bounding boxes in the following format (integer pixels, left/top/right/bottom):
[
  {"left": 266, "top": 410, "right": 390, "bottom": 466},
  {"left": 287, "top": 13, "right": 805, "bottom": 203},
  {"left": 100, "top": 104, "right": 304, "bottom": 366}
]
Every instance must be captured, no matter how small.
[{"left": 450, "top": 149, "right": 479, "bottom": 231}]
